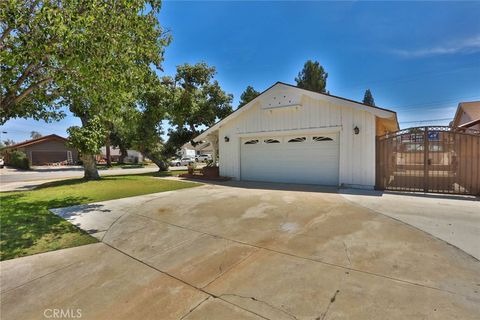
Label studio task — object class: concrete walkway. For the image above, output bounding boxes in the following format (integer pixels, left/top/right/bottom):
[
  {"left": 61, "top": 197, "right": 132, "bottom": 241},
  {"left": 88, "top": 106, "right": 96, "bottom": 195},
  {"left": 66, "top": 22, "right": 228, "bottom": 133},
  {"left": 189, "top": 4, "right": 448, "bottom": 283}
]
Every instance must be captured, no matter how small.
[{"left": 2, "top": 182, "right": 479, "bottom": 319}]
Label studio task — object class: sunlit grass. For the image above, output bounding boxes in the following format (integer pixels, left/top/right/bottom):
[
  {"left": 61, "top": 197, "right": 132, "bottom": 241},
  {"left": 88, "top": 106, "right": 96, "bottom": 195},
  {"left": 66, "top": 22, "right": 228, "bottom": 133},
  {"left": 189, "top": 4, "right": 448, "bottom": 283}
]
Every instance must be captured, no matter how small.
[{"left": 0, "top": 171, "right": 196, "bottom": 260}]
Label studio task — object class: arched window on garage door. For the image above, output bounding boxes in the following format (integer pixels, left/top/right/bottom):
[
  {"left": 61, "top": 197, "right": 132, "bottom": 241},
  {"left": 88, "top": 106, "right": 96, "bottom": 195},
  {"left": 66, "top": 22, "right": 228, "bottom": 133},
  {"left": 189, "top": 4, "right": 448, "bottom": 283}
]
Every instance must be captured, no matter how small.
[
  {"left": 287, "top": 137, "right": 306, "bottom": 143},
  {"left": 264, "top": 138, "right": 280, "bottom": 144},
  {"left": 313, "top": 136, "right": 333, "bottom": 142},
  {"left": 244, "top": 139, "right": 259, "bottom": 145}
]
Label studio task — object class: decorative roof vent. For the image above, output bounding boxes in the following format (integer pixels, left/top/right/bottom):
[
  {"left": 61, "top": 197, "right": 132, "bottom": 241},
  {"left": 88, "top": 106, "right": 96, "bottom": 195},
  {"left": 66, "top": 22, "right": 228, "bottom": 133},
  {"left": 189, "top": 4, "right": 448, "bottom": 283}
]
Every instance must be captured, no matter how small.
[{"left": 260, "top": 89, "right": 302, "bottom": 110}]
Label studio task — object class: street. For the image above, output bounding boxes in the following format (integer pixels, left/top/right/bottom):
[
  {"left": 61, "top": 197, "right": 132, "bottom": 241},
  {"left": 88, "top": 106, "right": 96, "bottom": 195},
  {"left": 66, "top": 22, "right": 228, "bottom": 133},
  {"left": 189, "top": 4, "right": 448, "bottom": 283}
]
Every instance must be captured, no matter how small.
[{"left": 0, "top": 165, "right": 194, "bottom": 192}]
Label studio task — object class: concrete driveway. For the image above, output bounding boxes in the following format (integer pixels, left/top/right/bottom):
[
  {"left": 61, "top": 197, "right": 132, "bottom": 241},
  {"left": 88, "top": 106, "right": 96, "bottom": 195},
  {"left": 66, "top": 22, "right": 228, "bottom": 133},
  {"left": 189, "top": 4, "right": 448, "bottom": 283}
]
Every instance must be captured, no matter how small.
[{"left": 1, "top": 182, "right": 479, "bottom": 319}]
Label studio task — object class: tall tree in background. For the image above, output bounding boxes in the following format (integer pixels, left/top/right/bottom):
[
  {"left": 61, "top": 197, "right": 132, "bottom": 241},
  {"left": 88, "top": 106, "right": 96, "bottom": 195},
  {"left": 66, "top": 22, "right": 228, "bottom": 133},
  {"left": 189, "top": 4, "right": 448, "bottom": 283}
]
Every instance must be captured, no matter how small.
[
  {"left": 132, "top": 63, "right": 233, "bottom": 171},
  {"left": 30, "top": 131, "right": 42, "bottom": 139},
  {"left": 1, "top": 1, "right": 170, "bottom": 179},
  {"left": 131, "top": 78, "right": 170, "bottom": 171},
  {"left": 238, "top": 85, "right": 260, "bottom": 108},
  {"left": 295, "top": 60, "right": 328, "bottom": 93},
  {"left": 3, "top": 139, "right": 15, "bottom": 146},
  {"left": 164, "top": 62, "right": 233, "bottom": 157},
  {"left": 363, "top": 89, "right": 375, "bottom": 106}
]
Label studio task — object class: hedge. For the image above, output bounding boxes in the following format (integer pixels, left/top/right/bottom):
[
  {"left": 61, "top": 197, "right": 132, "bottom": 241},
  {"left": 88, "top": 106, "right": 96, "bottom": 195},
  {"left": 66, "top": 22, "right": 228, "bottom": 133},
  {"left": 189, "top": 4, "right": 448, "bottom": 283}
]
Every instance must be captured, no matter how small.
[{"left": 8, "top": 150, "right": 30, "bottom": 169}]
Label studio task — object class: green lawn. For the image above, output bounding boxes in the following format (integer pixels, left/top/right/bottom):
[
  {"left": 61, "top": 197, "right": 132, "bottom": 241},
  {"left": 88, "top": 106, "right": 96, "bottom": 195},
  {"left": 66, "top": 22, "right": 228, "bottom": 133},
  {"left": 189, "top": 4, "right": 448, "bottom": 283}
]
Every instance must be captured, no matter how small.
[
  {"left": 0, "top": 171, "right": 196, "bottom": 261},
  {"left": 97, "top": 163, "right": 153, "bottom": 170}
]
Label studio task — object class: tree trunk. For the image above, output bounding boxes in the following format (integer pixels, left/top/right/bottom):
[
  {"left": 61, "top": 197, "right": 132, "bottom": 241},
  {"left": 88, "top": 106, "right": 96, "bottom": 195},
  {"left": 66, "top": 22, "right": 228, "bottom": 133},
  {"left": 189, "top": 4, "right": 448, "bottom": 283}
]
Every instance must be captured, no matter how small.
[
  {"left": 105, "top": 137, "right": 111, "bottom": 167},
  {"left": 119, "top": 147, "right": 128, "bottom": 164},
  {"left": 144, "top": 151, "right": 168, "bottom": 171},
  {"left": 82, "top": 154, "right": 100, "bottom": 180},
  {"left": 77, "top": 115, "right": 101, "bottom": 180}
]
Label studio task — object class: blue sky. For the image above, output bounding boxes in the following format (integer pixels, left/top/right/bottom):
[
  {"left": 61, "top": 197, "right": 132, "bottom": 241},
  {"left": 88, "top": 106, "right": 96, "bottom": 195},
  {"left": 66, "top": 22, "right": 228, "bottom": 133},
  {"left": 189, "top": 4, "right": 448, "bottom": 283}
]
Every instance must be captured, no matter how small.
[{"left": 2, "top": 1, "right": 480, "bottom": 143}]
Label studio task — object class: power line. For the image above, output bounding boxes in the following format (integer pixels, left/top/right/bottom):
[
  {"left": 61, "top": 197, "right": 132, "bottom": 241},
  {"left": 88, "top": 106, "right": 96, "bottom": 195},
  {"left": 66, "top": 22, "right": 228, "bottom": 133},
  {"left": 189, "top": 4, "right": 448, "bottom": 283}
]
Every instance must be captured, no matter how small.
[
  {"left": 399, "top": 118, "right": 452, "bottom": 124},
  {"left": 394, "top": 95, "right": 480, "bottom": 111},
  {"left": 337, "top": 62, "right": 480, "bottom": 91}
]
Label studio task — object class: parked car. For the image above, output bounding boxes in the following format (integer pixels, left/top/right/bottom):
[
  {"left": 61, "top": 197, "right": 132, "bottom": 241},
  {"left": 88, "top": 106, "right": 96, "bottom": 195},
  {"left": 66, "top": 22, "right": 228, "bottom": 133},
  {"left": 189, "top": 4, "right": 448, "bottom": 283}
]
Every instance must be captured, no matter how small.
[
  {"left": 0, "top": 157, "right": 4, "bottom": 168},
  {"left": 195, "top": 154, "right": 212, "bottom": 162},
  {"left": 170, "top": 157, "right": 194, "bottom": 167}
]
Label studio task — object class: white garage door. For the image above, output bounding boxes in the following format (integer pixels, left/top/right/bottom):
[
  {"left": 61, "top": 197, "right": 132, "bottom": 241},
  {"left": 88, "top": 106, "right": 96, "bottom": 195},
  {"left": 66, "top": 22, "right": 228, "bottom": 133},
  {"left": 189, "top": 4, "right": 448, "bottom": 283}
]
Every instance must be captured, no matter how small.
[{"left": 240, "top": 133, "right": 339, "bottom": 185}]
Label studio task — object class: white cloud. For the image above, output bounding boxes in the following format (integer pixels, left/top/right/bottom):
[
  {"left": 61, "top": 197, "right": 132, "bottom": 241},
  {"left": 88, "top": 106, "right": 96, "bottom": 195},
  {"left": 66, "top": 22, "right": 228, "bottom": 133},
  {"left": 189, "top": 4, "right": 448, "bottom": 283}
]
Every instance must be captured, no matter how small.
[{"left": 393, "top": 35, "right": 480, "bottom": 57}]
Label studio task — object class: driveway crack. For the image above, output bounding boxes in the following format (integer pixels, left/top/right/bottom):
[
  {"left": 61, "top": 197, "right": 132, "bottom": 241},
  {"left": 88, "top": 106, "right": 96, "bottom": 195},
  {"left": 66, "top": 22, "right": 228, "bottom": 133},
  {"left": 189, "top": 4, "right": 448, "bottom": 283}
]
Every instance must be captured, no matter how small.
[
  {"left": 0, "top": 261, "right": 79, "bottom": 295},
  {"left": 342, "top": 241, "right": 352, "bottom": 266},
  {"left": 219, "top": 293, "right": 298, "bottom": 320},
  {"left": 179, "top": 296, "right": 210, "bottom": 320},
  {"left": 319, "top": 289, "right": 340, "bottom": 320}
]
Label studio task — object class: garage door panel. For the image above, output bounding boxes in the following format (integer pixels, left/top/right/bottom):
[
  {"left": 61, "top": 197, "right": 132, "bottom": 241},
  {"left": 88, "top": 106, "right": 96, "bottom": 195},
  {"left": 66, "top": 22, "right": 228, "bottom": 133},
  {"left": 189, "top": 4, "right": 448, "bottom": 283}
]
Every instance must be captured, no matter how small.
[
  {"left": 241, "top": 133, "right": 339, "bottom": 185},
  {"left": 31, "top": 151, "right": 68, "bottom": 165}
]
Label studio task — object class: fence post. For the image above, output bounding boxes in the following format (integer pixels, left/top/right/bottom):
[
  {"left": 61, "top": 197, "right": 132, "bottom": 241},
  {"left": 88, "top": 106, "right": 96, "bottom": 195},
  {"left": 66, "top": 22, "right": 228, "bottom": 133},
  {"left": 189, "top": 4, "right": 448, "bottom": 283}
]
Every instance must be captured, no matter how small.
[{"left": 423, "top": 126, "right": 429, "bottom": 192}]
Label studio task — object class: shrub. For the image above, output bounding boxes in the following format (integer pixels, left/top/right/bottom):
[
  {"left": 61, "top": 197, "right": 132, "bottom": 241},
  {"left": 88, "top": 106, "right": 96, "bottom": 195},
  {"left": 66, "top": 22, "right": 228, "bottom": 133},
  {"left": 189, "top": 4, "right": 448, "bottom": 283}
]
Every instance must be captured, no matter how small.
[{"left": 9, "top": 150, "right": 30, "bottom": 169}]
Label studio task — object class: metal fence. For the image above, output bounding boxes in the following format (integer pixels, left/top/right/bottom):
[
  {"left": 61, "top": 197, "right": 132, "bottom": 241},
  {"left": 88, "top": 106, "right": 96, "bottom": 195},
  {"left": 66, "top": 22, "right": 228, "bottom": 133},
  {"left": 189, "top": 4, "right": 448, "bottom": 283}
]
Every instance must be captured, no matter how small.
[{"left": 376, "top": 126, "right": 480, "bottom": 195}]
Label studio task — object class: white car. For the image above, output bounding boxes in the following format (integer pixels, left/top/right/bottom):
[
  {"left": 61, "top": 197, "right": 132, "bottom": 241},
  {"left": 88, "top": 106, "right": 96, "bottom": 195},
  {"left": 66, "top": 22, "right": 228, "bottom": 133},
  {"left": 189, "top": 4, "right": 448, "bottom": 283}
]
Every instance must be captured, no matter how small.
[
  {"left": 170, "top": 157, "right": 194, "bottom": 167},
  {"left": 0, "top": 158, "right": 4, "bottom": 168},
  {"left": 195, "top": 154, "right": 212, "bottom": 162}
]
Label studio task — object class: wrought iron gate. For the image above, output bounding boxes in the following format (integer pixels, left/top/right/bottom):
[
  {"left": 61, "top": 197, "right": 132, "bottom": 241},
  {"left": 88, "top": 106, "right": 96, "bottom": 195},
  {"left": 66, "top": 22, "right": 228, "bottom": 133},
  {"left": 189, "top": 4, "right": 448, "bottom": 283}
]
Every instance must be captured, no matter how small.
[{"left": 376, "top": 126, "right": 480, "bottom": 195}]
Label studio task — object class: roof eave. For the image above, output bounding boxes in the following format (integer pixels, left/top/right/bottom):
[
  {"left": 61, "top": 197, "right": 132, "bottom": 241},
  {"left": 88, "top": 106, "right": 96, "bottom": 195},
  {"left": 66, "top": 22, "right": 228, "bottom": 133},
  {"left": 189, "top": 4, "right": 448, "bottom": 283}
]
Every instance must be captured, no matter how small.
[{"left": 194, "top": 82, "right": 398, "bottom": 141}]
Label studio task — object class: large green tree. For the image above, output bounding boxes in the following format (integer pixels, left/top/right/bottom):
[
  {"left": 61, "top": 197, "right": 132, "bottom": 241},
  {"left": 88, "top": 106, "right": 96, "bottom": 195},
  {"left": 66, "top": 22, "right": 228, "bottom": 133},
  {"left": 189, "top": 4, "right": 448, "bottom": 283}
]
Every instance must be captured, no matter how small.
[
  {"left": 131, "top": 79, "right": 170, "bottom": 171},
  {"left": 238, "top": 85, "right": 260, "bottom": 108},
  {"left": 169, "top": 63, "right": 233, "bottom": 135},
  {"left": 362, "top": 89, "right": 375, "bottom": 106},
  {"left": 1, "top": 0, "right": 170, "bottom": 179},
  {"left": 164, "top": 63, "right": 233, "bottom": 157},
  {"left": 295, "top": 60, "right": 328, "bottom": 93},
  {"left": 132, "top": 63, "right": 233, "bottom": 170}
]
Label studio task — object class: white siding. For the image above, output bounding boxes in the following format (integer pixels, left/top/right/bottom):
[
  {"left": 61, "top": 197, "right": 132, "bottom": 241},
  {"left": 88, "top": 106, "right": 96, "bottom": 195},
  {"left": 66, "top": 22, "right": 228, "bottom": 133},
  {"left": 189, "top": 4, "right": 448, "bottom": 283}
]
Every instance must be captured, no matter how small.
[{"left": 218, "top": 87, "right": 377, "bottom": 188}]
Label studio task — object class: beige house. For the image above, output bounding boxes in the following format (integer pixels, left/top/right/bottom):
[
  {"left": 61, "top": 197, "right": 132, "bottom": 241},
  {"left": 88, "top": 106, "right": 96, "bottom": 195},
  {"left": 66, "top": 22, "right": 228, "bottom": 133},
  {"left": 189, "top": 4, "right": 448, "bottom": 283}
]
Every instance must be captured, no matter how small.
[
  {"left": 2, "top": 134, "right": 78, "bottom": 165},
  {"left": 451, "top": 101, "right": 480, "bottom": 131}
]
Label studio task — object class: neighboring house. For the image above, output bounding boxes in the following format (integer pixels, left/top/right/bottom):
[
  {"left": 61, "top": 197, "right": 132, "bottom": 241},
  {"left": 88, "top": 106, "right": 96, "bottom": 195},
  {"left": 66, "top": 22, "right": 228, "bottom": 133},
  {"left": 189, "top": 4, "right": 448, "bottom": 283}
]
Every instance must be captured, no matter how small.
[
  {"left": 99, "top": 147, "right": 144, "bottom": 163},
  {"left": 194, "top": 82, "right": 399, "bottom": 188},
  {"left": 179, "top": 141, "right": 213, "bottom": 158},
  {"left": 2, "top": 134, "right": 78, "bottom": 165},
  {"left": 178, "top": 143, "right": 196, "bottom": 158},
  {"left": 451, "top": 101, "right": 480, "bottom": 131}
]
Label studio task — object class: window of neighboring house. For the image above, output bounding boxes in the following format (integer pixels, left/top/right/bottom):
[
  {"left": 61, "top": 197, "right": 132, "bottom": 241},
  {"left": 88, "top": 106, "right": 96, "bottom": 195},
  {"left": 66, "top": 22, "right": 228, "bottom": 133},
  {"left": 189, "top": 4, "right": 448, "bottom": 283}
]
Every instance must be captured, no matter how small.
[
  {"left": 313, "top": 136, "right": 333, "bottom": 142},
  {"left": 287, "top": 137, "right": 306, "bottom": 143},
  {"left": 264, "top": 139, "right": 280, "bottom": 144},
  {"left": 244, "top": 139, "right": 259, "bottom": 145}
]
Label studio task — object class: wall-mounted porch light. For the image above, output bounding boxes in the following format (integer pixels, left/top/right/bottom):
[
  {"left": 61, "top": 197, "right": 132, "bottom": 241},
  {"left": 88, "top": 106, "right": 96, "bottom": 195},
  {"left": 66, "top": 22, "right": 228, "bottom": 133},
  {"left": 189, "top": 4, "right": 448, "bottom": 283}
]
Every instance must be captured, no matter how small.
[
  {"left": 224, "top": 136, "right": 230, "bottom": 142},
  {"left": 354, "top": 126, "right": 360, "bottom": 135}
]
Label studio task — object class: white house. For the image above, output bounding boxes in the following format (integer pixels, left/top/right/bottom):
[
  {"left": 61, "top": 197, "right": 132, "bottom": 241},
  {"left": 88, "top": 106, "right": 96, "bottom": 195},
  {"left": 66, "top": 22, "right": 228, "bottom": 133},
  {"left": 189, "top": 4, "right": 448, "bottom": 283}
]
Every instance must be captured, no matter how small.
[
  {"left": 179, "top": 141, "right": 213, "bottom": 158},
  {"left": 194, "top": 82, "right": 399, "bottom": 189},
  {"left": 99, "top": 147, "right": 144, "bottom": 163}
]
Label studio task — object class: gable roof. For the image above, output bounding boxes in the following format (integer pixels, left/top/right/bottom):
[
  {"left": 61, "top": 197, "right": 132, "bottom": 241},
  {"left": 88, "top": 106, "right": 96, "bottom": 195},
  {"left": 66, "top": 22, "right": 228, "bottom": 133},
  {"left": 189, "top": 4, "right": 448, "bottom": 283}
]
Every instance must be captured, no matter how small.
[
  {"left": 195, "top": 81, "right": 398, "bottom": 141},
  {"left": 452, "top": 101, "right": 480, "bottom": 128},
  {"left": 3, "top": 134, "right": 69, "bottom": 149}
]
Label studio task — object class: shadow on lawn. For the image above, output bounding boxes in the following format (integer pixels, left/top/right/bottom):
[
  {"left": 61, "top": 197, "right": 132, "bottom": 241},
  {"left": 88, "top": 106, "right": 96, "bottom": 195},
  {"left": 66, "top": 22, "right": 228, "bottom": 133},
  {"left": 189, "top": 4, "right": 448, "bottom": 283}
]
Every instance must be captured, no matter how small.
[{"left": 0, "top": 193, "right": 93, "bottom": 261}]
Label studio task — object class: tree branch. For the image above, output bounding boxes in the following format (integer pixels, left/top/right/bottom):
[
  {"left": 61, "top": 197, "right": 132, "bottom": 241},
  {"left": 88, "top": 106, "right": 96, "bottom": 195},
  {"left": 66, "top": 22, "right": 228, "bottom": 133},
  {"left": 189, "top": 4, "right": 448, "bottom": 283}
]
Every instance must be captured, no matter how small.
[
  {"left": 0, "top": 26, "right": 13, "bottom": 48},
  {"left": 1, "top": 77, "right": 53, "bottom": 110}
]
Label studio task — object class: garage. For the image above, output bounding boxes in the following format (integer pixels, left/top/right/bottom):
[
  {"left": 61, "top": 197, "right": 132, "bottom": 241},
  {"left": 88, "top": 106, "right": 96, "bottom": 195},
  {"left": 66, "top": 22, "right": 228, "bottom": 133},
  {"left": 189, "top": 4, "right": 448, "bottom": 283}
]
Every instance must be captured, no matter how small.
[
  {"left": 241, "top": 133, "right": 339, "bottom": 185},
  {"left": 2, "top": 134, "right": 78, "bottom": 166},
  {"left": 194, "top": 82, "right": 399, "bottom": 189},
  {"left": 31, "top": 151, "right": 70, "bottom": 165}
]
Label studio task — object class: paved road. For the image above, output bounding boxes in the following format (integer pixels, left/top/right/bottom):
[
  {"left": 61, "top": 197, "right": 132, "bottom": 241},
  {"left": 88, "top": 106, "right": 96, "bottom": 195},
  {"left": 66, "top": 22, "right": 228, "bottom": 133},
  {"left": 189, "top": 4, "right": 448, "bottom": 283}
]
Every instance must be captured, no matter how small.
[
  {"left": 2, "top": 182, "right": 479, "bottom": 319},
  {"left": 0, "top": 166, "right": 191, "bottom": 192}
]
